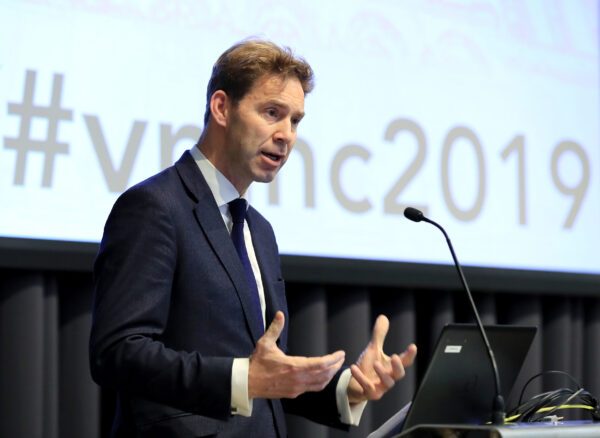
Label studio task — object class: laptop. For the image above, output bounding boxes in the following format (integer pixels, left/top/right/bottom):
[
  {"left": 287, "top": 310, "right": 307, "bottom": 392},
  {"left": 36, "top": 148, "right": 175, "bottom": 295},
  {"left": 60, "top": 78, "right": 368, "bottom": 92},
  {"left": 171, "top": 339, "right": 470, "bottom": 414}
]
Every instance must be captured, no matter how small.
[{"left": 369, "top": 323, "right": 537, "bottom": 437}]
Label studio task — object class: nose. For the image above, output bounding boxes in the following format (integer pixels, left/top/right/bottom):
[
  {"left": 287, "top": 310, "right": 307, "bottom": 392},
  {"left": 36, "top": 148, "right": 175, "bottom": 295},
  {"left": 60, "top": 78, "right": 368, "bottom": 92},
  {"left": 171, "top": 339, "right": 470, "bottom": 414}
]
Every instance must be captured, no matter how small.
[{"left": 273, "top": 118, "right": 295, "bottom": 149}]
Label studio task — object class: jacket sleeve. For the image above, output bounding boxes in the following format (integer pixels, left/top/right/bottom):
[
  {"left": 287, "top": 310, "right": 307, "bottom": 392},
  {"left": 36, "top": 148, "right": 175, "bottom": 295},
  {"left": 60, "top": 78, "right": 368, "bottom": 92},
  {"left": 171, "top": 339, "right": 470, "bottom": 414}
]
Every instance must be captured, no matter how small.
[
  {"left": 282, "top": 368, "right": 351, "bottom": 430},
  {"left": 89, "top": 184, "right": 233, "bottom": 420}
]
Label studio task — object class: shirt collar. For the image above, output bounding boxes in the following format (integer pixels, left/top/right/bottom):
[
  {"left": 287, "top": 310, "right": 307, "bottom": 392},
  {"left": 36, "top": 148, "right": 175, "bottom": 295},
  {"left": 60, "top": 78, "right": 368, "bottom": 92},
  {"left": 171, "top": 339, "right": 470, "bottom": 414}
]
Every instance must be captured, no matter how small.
[{"left": 189, "top": 145, "right": 246, "bottom": 208}]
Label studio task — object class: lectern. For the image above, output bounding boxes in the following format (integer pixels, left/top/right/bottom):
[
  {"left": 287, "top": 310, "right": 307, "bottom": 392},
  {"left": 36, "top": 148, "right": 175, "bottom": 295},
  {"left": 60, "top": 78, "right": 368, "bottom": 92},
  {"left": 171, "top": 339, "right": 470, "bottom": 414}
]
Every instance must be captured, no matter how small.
[{"left": 393, "top": 421, "right": 600, "bottom": 437}]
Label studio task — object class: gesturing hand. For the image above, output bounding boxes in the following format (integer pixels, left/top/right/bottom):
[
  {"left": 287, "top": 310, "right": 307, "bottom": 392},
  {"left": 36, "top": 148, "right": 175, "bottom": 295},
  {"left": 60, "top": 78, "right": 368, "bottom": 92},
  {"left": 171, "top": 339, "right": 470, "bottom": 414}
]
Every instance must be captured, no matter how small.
[
  {"left": 347, "top": 315, "right": 417, "bottom": 404},
  {"left": 248, "top": 311, "right": 345, "bottom": 399}
]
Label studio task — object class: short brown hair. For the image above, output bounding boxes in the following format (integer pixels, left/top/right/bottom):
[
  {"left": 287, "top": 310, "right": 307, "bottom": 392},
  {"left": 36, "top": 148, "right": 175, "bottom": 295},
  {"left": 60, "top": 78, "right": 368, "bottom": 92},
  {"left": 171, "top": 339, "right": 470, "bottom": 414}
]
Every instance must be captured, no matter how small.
[{"left": 203, "top": 38, "right": 314, "bottom": 125}]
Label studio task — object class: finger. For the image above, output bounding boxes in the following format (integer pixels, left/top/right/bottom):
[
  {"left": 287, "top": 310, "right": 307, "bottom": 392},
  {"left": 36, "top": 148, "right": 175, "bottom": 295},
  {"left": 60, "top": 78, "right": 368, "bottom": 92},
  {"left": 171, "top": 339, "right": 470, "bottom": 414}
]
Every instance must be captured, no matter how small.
[
  {"left": 374, "top": 361, "right": 396, "bottom": 389},
  {"left": 399, "top": 343, "right": 417, "bottom": 367},
  {"left": 303, "top": 365, "right": 343, "bottom": 391},
  {"left": 305, "top": 371, "right": 339, "bottom": 392},
  {"left": 262, "top": 311, "right": 285, "bottom": 343},
  {"left": 298, "top": 350, "right": 345, "bottom": 371},
  {"left": 371, "top": 315, "right": 390, "bottom": 349},
  {"left": 350, "top": 363, "right": 375, "bottom": 396},
  {"left": 390, "top": 354, "right": 405, "bottom": 380}
]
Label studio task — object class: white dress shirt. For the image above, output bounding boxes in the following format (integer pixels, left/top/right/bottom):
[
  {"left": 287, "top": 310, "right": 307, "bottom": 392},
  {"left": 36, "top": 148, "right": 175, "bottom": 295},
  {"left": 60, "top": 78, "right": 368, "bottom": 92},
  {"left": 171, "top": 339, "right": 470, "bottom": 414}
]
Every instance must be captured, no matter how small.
[{"left": 190, "top": 146, "right": 366, "bottom": 425}]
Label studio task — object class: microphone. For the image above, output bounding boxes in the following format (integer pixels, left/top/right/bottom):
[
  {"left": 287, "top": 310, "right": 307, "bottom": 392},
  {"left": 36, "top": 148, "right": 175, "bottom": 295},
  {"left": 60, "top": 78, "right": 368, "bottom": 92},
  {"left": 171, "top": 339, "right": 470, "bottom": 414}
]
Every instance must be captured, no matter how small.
[{"left": 403, "top": 207, "right": 505, "bottom": 425}]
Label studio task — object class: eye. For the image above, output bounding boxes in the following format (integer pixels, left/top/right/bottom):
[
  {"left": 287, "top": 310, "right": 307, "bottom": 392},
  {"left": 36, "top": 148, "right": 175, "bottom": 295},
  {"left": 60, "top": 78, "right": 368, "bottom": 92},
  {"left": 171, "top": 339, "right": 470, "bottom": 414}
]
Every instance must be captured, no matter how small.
[
  {"left": 291, "top": 117, "right": 301, "bottom": 128},
  {"left": 265, "top": 107, "right": 279, "bottom": 119}
]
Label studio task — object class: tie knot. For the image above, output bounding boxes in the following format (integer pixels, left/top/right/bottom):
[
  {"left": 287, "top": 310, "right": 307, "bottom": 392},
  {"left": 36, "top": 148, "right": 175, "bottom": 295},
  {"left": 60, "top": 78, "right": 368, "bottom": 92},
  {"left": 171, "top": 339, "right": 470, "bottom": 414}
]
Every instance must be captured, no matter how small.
[{"left": 228, "top": 198, "right": 248, "bottom": 224}]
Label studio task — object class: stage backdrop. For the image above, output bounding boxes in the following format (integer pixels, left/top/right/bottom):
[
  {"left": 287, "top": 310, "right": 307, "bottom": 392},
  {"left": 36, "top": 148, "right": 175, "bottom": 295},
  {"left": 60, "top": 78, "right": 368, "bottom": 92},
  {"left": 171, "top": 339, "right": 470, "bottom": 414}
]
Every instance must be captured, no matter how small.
[{"left": 1, "top": 0, "right": 599, "bottom": 276}]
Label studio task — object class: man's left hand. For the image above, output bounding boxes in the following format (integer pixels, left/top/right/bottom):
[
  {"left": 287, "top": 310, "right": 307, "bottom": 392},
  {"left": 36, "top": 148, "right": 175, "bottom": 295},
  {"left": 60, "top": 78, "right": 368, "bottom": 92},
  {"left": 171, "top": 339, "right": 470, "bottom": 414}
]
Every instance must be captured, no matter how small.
[{"left": 347, "top": 315, "right": 417, "bottom": 404}]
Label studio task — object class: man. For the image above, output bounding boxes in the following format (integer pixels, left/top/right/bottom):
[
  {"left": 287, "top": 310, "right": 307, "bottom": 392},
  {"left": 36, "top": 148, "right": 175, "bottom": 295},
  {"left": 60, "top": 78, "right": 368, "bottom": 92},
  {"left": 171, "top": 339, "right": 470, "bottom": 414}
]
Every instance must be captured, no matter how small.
[{"left": 90, "top": 39, "right": 417, "bottom": 437}]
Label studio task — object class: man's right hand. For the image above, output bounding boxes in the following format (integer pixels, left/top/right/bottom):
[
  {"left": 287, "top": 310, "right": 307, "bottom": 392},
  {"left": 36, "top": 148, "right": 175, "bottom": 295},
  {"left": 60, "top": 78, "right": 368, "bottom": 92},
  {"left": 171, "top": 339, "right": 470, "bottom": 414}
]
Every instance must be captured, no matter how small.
[{"left": 248, "top": 311, "right": 345, "bottom": 399}]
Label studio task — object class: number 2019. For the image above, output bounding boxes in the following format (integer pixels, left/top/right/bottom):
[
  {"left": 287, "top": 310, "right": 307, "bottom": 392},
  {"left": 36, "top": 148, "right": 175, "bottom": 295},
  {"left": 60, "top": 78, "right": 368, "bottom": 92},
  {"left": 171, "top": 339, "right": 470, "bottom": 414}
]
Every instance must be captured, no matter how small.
[{"left": 380, "top": 118, "right": 589, "bottom": 228}]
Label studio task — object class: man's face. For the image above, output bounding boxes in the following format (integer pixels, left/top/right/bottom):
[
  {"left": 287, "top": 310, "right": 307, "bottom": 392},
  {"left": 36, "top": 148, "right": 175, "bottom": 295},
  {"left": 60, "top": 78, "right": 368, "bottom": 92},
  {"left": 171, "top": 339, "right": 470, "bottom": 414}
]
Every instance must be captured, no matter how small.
[{"left": 220, "top": 74, "right": 305, "bottom": 194}]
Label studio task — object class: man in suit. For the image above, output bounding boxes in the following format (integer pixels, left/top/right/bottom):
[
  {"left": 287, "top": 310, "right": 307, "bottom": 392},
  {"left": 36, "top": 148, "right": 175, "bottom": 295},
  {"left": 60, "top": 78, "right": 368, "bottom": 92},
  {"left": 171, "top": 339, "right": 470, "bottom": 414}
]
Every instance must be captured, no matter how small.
[{"left": 90, "top": 39, "right": 417, "bottom": 437}]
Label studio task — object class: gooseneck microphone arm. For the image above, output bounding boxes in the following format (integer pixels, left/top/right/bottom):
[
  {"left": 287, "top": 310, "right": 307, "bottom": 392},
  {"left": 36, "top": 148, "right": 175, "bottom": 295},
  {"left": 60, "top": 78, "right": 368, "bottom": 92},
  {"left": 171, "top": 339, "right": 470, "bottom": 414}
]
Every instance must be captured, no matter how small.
[{"left": 403, "top": 207, "right": 505, "bottom": 425}]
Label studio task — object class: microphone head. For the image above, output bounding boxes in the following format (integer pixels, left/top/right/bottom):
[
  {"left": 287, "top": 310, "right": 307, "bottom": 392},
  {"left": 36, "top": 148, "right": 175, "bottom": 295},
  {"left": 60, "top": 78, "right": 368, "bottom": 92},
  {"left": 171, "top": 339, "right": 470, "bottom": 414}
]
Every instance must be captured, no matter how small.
[{"left": 404, "top": 207, "right": 424, "bottom": 222}]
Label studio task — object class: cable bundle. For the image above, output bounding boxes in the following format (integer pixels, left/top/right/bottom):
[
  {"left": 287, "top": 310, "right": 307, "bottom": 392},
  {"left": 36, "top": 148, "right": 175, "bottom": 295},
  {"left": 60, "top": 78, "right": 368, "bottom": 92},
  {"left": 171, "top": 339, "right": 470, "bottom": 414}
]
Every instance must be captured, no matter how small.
[{"left": 506, "top": 371, "right": 600, "bottom": 423}]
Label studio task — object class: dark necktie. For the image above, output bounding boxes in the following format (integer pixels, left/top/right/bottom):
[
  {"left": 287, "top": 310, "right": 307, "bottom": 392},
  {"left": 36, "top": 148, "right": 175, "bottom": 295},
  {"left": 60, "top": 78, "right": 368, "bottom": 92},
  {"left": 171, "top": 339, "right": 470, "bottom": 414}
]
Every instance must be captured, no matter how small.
[{"left": 228, "top": 198, "right": 264, "bottom": 334}]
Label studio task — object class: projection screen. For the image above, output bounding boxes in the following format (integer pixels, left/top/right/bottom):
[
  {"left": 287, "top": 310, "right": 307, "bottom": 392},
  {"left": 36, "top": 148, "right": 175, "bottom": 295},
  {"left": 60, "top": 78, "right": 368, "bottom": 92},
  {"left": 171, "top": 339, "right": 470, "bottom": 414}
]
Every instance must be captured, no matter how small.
[{"left": 1, "top": 0, "right": 598, "bottom": 278}]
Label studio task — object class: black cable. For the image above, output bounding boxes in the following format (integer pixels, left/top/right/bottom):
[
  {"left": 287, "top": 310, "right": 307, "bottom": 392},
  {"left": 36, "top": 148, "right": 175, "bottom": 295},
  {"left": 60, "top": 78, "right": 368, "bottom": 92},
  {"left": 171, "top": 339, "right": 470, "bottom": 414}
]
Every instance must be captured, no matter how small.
[
  {"left": 531, "top": 388, "right": 582, "bottom": 422},
  {"left": 518, "top": 370, "right": 581, "bottom": 405},
  {"left": 507, "top": 370, "right": 600, "bottom": 423}
]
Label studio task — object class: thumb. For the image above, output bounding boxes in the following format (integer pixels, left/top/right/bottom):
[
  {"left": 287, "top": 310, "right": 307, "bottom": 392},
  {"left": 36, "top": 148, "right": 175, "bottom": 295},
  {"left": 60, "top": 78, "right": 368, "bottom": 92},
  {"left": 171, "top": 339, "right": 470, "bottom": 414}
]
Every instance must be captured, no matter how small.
[
  {"left": 262, "top": 310, "right": 285, "bottom": 343},
  {"left": 371, "top": 314, "right": 390, "bottom": 349}
]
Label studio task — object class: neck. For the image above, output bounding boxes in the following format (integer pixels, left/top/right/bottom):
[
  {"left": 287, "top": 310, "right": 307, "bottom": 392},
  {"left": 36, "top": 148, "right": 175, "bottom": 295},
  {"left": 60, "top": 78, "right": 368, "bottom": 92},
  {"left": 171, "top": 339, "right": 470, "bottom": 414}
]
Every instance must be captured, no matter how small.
[{"left": 196, "top": 134, "right": 248, "bottom": 196}]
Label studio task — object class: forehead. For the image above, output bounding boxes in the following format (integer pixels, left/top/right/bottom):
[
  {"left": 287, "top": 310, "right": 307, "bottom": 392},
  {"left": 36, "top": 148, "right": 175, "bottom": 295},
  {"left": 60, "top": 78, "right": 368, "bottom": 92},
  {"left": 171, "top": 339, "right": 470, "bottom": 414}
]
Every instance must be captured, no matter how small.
[{"left": 242, "top": 74, "right": 305, "bottom": 111}]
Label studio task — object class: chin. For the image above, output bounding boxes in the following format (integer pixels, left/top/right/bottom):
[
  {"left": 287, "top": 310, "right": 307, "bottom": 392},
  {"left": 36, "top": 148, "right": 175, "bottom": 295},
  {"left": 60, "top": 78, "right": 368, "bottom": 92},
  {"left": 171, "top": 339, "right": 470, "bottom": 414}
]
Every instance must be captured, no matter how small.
[
  {"left": 254, "top": 174, "right": 277, "bottom": 184},
  {"left": 253, "top": 169, "right": 281, "bottom": 184}
]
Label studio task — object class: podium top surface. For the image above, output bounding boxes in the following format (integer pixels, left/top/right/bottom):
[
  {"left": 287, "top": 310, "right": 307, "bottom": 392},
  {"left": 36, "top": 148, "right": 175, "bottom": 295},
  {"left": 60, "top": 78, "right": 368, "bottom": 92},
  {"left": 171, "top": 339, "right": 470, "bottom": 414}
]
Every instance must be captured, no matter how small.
[{"left": 396, "top": 421, "right": 600, "bottom": 437}]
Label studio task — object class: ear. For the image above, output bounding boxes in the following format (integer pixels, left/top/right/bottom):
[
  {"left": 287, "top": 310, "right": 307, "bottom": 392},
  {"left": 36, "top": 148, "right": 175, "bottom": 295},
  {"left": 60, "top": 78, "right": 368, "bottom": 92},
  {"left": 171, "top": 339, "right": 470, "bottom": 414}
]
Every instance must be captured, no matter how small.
[{"left": 209, "top": 90, "right": 230, "bottom": 127}]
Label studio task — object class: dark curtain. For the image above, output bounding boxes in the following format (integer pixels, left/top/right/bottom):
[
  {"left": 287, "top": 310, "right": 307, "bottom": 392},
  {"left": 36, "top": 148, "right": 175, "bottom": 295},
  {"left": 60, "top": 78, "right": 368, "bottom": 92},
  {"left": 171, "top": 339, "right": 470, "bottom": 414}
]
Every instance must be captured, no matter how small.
[
  {"left": 0, "top": 270, "right": 99, "bottom": 438},
  {"left": 1, "top": 268, "right": 599, "bottom": 437}
]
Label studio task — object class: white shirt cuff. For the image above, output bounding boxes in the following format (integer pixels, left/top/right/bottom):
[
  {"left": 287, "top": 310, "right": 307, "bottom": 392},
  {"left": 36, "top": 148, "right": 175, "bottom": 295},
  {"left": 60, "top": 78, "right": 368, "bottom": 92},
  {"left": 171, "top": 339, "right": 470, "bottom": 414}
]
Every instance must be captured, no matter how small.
[
  {"left": 336, "top": 368, "right": 368, "bottom": 425},
  {"left": 231, "top": 358, "right": 253, "bottom": 416}
]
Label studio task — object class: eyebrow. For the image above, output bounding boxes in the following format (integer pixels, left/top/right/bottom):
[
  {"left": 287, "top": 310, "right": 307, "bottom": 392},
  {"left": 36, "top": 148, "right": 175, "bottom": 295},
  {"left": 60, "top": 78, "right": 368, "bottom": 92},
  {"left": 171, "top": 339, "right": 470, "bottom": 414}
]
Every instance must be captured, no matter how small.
[
  {"left": 294, "top": 111, "right": 306, "bottom": 121},
  {"left": 267, "top": 99, "right": 305, "bottom": 120}
]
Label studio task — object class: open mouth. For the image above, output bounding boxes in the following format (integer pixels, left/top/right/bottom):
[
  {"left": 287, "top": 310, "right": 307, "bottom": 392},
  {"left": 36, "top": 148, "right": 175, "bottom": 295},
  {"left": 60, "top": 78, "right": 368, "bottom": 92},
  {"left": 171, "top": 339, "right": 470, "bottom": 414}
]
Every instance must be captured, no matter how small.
[{"left": 262, "top": 151, "right": 283, "bottom": 162}]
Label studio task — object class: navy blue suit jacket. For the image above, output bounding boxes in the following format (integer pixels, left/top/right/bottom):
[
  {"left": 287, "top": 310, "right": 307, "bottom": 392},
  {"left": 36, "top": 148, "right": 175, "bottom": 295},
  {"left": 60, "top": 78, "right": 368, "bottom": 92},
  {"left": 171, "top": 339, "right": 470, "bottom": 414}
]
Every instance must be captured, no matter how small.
[{"left": 90, "top": 151, "right": 346, "bottom": 437}]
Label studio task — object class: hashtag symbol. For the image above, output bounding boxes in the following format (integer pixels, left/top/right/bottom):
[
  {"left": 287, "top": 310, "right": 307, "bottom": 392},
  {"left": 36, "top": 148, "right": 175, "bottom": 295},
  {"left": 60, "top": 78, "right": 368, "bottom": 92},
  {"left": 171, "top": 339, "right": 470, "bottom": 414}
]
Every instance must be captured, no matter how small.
[{"left": 4, "top": 70, "right": 73, "bottom": 187}]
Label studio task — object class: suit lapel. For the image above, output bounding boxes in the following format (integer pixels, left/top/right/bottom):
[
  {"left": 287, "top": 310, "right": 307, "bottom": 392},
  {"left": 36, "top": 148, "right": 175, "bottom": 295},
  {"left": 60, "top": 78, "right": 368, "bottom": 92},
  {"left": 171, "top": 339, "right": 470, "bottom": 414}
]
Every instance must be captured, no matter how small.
[
  {"left": 175, "top": 151, "right": 265, "bottom": 343},
  {"left": 246, "top": 210, "right": 286, "bottom": 334}
]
